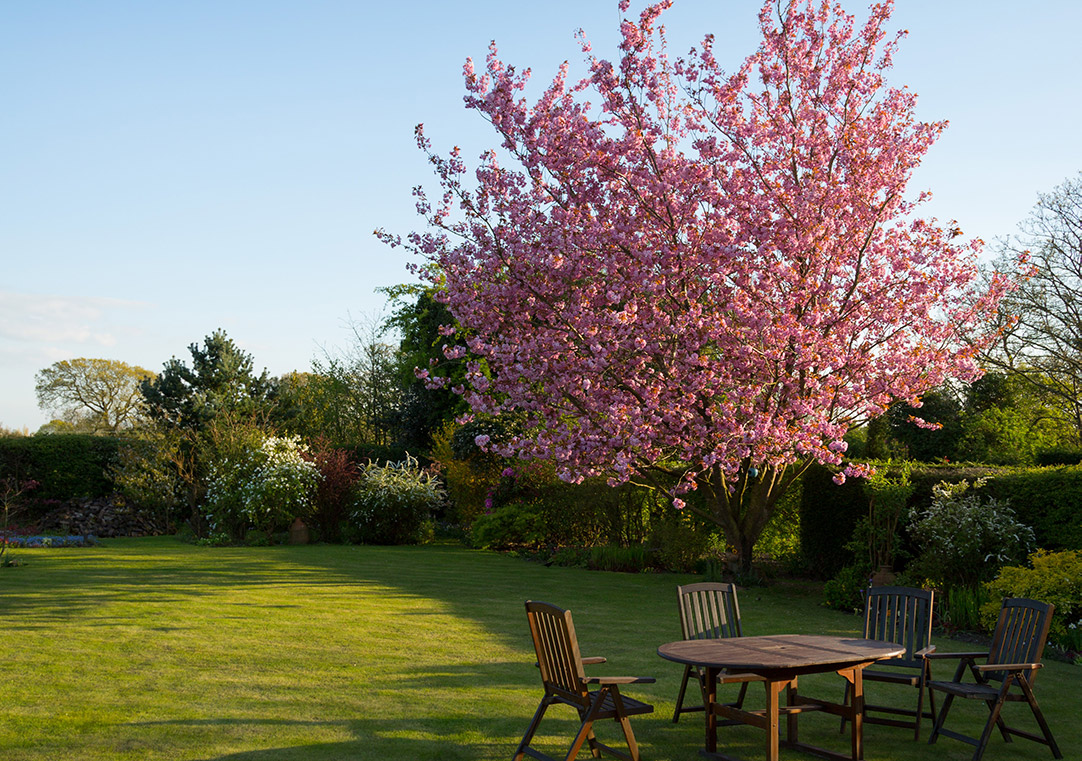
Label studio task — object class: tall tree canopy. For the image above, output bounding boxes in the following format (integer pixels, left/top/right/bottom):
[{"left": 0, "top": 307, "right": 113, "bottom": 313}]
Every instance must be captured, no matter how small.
[
  {"left": 984, "top": 172, "right": 1082, "bottom": 445},
  {"left": 140, "top": 330, "right": 275, "bottom": 432},
  {"left": 35, "top": 358, "right": 155, "bottom": 433},
  {"left": 382, "top": 0, "right": 1011, "bottom": 568}
]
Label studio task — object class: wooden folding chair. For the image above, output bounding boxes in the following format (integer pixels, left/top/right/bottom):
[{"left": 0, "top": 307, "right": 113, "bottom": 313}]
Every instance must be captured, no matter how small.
[
  {"left": 840, "top": 586, "right": 936, "bottom": 739},
  {"left": 926, "top": 597, "right": 1062, "bottom": 760},
  {"left": 514, "top": 600, "right": 655, "bottom": 761},
  {"left": 672, "top": 582, "right": 764, "bottom": 724}
]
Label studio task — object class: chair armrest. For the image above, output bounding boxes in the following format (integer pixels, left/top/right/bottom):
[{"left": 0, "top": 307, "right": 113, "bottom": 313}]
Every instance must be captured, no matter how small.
[
  {"left": 581, "top": 657, "right": 608, "bottom": 665},
  {"left": 924, "top": 650, "right": 987, "bottom": 660},
  {"left": 975, "top": 662, "right": 1043, "bottom": 673},
  {"left": 584, "top": 676, "right": 656, "bottom": 685},
  {"left": 915, "top": 645, "right": 936, "bottom": 658}
]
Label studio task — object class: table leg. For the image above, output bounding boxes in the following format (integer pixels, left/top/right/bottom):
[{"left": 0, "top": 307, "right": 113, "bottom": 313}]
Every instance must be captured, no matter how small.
[
  {"left": 705, "top": 666, "right": 719, "bottom": 754},
  {"left": 839, "top": 667, "right": 865, "bottom": 761},
  {"left": 765, "top": 679, "right": 785, "bottom": 761},
  {"left": 786, "top": 676, "right": 799, "bottom": 745}
]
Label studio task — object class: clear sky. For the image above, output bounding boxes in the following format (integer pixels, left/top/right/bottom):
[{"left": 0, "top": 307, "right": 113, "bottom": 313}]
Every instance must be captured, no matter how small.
[{"left": 3, "top": 0, "right": 1081, "bottom": 431}]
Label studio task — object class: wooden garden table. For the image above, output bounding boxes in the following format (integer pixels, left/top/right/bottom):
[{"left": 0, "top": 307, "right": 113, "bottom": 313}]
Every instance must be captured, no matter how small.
[{"left": 657, "top": 634, "right": 905, "bottom": 761}]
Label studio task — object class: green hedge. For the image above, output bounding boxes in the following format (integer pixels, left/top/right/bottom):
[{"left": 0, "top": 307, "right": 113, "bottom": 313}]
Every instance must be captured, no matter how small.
[
  {"left": 799, "top": 464, "right": 867, "bottom": 579},
  {"left": 0, "top": 434, "right": 120, "bottom": 503},
  {"left": 983, "top": 467, "right": 1082, "bottom": 551},
  {"left": 800, "top": 461, "right": 1082, "bottom": 581}
]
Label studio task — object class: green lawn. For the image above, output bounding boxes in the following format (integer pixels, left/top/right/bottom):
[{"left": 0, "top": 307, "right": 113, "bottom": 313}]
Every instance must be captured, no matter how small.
[{"left": 0, "top": 537, "right": 1076, "bottom": 761}]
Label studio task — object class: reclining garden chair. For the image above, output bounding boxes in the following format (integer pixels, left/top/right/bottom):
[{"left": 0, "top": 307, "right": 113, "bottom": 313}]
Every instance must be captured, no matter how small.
[
  {"left": 514, "top": 600, "right": 655, "bottom": 761},
  {"left": 672, "top": 582, "right": 764, "bottom": 724},
  {"left": 926, "top": 597, "right": 1062, "bottom": 760},
  {"left": 840, "top": 585, "right": 936, "bottom": 739}
]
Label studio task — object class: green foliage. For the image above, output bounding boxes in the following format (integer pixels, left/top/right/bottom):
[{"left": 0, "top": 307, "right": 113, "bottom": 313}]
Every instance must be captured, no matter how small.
[
  {"left": 982, "top": 550, "right": 1082, "bottom": 650},
  {"left": 906, "top": 479, "right": 1034, "bottom": 591},
  {"left": 885, "top": 388, "right": 962, "bottom": 462},
  {"left": 799, "top": 463, "right": 867, "bottom": 579},
  {"left": 861, "top": 463, "right": 914, "bottom": 569},
  {"left": 35, "top": 358, "right": 154, "bottom": 433},
  {"left": 109, "top": 431, "right": 182, "bottom": 525},
  {"left": 983, "top": 466, "right": 1082, "bottom": 550},
  {"left": 380, "top": 288, "right": 470, "bottom": 452},
  {"left": 754, "top": 478, "right": 803, "bottom": 563},
  {"left": 468, "top": 500, "right": 548, "bottom": 550},
  {"left": 202, "top": 428, "right": 320, "bottom": 540},
  {"left": 141, "top": 329, "right": 275, "bottom": 432},
  {"left": 0, "top": 434, "right": 119, "bottom": 504},
  {"left": 651, "top": 510, "right": 720, "bottom": 573},
  {"left": 1036, "top": 449, "right": 1082, "bottom": 466},
  {"left": 938, "top": 585, "right": 988, "bottom": 633},
  {"left": 822, "top": 565, "right": 868, "bottom": 613},
  {"left": 348, "top": 455, "right": 443, "bottom": 545}
]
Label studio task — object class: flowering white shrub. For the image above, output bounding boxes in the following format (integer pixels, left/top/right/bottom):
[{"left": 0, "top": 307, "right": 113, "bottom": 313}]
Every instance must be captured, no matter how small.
[
  {"left": 348, "top": 455, "right": 444, "bottom": 545},
  {"left": 203, "top": 433, "right": 320, "bottom": 540},
  {"left": 906, "top": 479, "right": 1034, "bottom": 590}
]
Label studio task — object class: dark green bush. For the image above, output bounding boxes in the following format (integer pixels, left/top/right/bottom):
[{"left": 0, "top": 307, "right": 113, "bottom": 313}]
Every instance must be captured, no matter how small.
[
  {"left": 982, "top": 466, "right": 1082, "bottom": 551},
  {"left": 1035, "top": 449, "right": 1082, "bottom": 467},
  {"left": 467, "top": 500, "right": 548, "bottom": 550},
  {"left": 799, "top": 464, "right": 867, "bottom": 579},
  {"left": 822, "top": 565, "right": 868, "bottom": 612},
  {"left": 0, "top": 434, "right": 120, "bottom": 504}
]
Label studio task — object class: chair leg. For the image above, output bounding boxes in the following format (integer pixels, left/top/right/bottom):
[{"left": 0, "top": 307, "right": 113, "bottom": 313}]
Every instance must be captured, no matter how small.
[
  {"left": 613, "top": 687, "right": 642, "bottom": 761},
  {"left": 566, "top": 693, "right": 607, "bottom": 761},
  {"left": 733, "top": 680, "right": 750, "bottom": 709},
  {"left": 914, "top": 674, "right": 927, "bottom": 741},
  {"left": 928, "top": 692, "right": 954, "bottom": 745},
  {"left": 973, "top": 690, "right": 1010, "bottom": 761},
  {"left": 1017, "top": 676, "right": 1063, "bottom": 759},
  {"left": 838, "top": 677, "right": 851, "bottom": 733},
  {"left": 673, "top": 664, "right": 692, "bottom": 723},
  {"left": 513, "top": 697, "right": 553, "bottom": 761}
]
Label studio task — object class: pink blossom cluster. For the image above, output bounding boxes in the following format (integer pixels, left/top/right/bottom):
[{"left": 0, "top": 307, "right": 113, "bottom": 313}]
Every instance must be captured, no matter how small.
[{"left": 379, "top": 0, "right": 1011, "bottom": 495}]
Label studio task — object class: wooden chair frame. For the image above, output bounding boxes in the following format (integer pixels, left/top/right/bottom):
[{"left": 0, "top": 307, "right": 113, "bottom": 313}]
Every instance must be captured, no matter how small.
[
  {"left": 672, "top": 582, "right": 764, "bottom": 724},
  {"left": 514, "top": 600, "right": 655, "bottom": 761},
  {"left": 926, "top": 597, "right": 1062, "bottom": 761},
  {"left": 840, "top": 585, "right": 936, "bottom": 739}
]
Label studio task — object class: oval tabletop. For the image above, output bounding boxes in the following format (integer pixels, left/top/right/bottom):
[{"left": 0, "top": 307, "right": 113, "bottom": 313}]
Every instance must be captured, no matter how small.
[{"left": 657, "top": 635, "right": 905, "bottom": 672}]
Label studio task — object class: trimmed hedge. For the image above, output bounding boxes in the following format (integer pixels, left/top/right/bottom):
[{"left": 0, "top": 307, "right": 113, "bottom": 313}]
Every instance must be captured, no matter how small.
[
  {"left": 800, "top": 461, "right": 1082, "bottom": 581},
  {"left": 0, "top": 434, "right": 120, "bottom": 503},
  {"left": 983, "top": 467, "right": 1082, "bottom": 551},
  {"left": 799, "top": 464, "right": 867, "bottom": 579}
]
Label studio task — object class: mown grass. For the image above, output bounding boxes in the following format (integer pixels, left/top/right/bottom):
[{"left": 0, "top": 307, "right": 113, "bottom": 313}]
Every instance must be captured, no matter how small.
[{"left": 0, "top": 537, "right": 1076, "bottom": 760}]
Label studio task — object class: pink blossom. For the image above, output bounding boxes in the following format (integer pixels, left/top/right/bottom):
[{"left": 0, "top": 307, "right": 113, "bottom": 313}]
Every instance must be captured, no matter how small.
[{"left": 385, "top": 0, "right": 1013, "bottom": 570}]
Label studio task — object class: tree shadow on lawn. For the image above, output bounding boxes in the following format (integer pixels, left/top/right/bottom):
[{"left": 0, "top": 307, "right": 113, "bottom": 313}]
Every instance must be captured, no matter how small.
[{"left": 128, "top": 712, "right": 698, "bottom": 761}]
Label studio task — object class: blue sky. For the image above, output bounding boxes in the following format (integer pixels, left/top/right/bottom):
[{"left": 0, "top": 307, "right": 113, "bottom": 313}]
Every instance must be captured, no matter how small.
[{"left": 3, "top": 0, "right": 1082, "bottom": 431}]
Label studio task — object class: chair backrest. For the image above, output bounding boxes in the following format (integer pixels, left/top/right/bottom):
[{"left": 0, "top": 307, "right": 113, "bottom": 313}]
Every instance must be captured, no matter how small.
[
  {"left": 863, "top": 586, "right": 934, "bottom": 670},
  {"left": 986, "top": 597, "right": 1054, "bottom": 685},
  {"left": 677, "top": 582, "right": 744, "bottom": 641},
  {"left": 524, "top": 600, "right": 589, "bottom": 705}
]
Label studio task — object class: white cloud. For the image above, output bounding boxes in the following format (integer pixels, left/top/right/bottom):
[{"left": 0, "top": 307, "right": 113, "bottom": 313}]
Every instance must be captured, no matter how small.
[{"left": 0, "top": 290, "right": 146, "bottom": 347}]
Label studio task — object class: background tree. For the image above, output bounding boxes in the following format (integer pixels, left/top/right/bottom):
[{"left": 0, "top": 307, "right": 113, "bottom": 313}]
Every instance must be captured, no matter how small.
[
  {"left": 983, "top": 172, "right": 1082, "bottom": 445},
  {"left": 276, "top": 315, "right": 401, "bottom": 448},
  {"left": 382, "top": 0, "right": 1011, "bottom": 570},
  {"left": 35, "top": 358, "right": 155, "bottom": 434},
  {"left": 380, "top": 285, "right": 470, "bottom": 453},
  {"left": 140, "top": 329, "right": 276, "bottom": 432}
]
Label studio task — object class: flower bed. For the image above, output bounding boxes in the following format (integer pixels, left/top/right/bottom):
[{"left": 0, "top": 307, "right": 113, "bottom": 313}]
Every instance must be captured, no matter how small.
[{"left": 1, "top": 534, "right": 99, "bottom": 548}]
